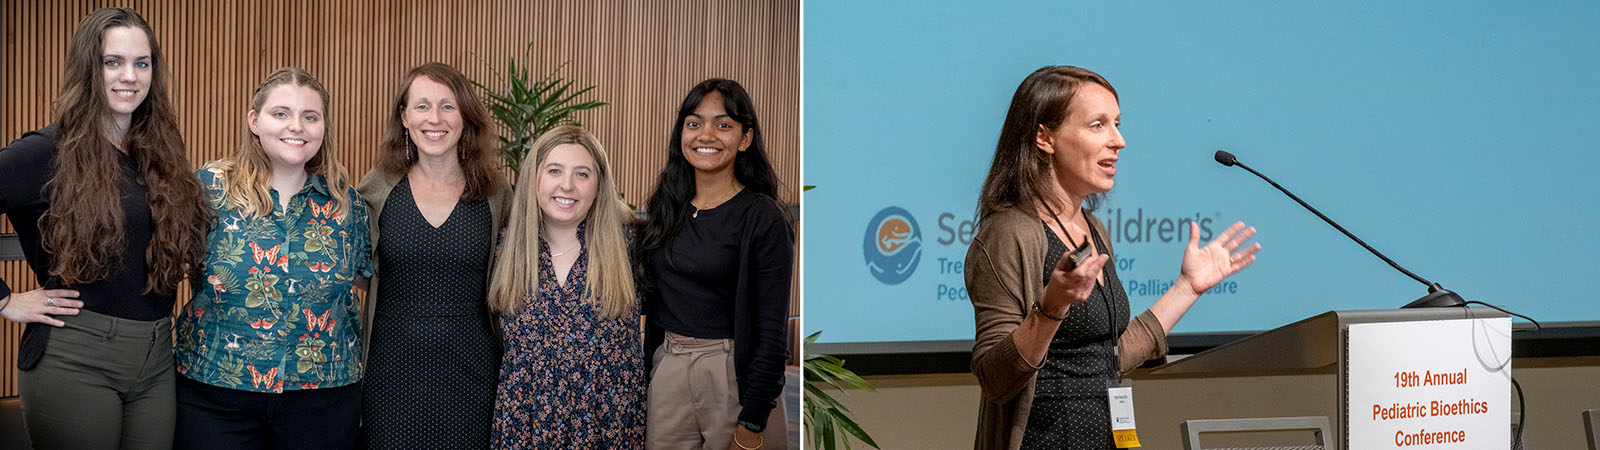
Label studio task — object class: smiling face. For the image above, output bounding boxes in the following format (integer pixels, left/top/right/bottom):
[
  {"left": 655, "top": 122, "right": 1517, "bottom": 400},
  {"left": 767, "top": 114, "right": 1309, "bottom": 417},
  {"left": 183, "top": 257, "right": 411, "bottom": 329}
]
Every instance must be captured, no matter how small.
[
  {"left": 101, "top": 26, "right": 152, "bottom": 123},
  {"left": 249, "top": 84, "right": 326, "bottom": 171},
  {"left": 679, "top": 91, "right": 753, "bottom": 176},
  {"left": 1037, "top": 82, "right": 1125, "bottom": 198},
  {"left": 402, "top": 75, "right": 464, "bottom": 159},
  {"left": 537, "top": 143, "right": 600, "bottom": 230}
]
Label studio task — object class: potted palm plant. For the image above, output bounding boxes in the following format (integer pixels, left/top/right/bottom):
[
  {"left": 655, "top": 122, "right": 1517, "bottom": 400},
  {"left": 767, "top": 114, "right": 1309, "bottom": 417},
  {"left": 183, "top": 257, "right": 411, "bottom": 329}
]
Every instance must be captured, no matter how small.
[{"left": 473, "top": 44, "right": 607, "bottom": 174}]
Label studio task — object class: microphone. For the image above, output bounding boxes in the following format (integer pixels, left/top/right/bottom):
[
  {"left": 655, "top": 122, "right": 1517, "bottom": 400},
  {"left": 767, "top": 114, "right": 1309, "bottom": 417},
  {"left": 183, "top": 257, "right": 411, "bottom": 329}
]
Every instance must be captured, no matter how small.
[
  {"left": 1212, "top": 150, "right": 1464, "bottom": 308},
  {"left": 1214, "top": 150, "right": 1238, "bottom": 167}
]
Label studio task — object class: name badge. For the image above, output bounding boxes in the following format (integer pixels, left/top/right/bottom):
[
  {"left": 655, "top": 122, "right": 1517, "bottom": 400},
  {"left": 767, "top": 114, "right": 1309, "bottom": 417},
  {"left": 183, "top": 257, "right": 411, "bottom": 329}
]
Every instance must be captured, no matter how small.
[{"left": 1108, "top": 383, "right": 1141, "bottom": 448}]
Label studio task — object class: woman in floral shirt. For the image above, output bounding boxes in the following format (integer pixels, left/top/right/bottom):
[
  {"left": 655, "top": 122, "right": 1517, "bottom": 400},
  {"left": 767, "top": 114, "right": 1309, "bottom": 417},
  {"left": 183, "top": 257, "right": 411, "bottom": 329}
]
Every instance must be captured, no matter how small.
[
  {"left": 173, "top": 67, "right": 372, "bottom": 450},
  {"left": 487, "top": 125, "right": 645, "bottom": 448}
]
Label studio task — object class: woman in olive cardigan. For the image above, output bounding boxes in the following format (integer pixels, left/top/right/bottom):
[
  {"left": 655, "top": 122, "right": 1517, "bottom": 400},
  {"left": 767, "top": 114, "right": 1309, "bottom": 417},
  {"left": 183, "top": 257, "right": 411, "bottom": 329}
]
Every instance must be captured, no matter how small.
[
  {"left": 965, "top": 65, "right": 1261, "bottom": 449},
  {"left": 356, "top": 62, "right": 511, "bottom": 449}
]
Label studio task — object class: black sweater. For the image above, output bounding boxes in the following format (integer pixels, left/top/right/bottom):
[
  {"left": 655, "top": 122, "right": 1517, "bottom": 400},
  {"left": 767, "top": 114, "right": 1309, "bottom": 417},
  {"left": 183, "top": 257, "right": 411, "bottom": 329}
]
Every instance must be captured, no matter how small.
[
  {"left": 644, "top": 189, "right": 794, "bottom": 429},
  {"left": 0, "top": 126, "right": 174, "bottom": 369}
]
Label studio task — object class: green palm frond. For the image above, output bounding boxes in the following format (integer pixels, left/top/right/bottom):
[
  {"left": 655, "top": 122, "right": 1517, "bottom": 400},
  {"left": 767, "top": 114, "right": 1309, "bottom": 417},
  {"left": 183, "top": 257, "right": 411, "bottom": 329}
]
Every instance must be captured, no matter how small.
[
  {"left": 472, "top": 45, "right": 608, "bottom": 175},
  {"left": 803, "top": 331, "right": 880, "bottom": 449}
]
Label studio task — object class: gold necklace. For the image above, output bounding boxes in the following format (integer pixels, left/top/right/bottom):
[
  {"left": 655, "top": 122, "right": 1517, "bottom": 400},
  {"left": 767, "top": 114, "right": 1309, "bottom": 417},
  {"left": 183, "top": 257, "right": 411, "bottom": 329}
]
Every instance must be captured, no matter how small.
[
  {"left": 549, "top": 243, "right": 581, "bottom": 257},
  {"left": 692, "top": 186, "right": 743, "bottom": 218}
]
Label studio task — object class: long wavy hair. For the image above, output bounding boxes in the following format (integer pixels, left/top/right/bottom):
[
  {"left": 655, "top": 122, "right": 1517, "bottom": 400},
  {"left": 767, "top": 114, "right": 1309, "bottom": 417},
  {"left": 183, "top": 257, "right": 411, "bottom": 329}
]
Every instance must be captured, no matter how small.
[
  {"left": 976, "top": 65, "right": 1118, "bottom": 221},
  {"left": 373, "top": 62, "right": 505, "bottom": 200},
  {"left": 42, "top": 7, "right": 208, "bottom": 293},
  {"left": 489, "top": 125, "right": 635, "bottom": 319},
  {"left": 216, "top": 68, "right": 352, "bottom": 224},
  {"left": 633, "top": 78, "right": 788, "bottom": 278}
]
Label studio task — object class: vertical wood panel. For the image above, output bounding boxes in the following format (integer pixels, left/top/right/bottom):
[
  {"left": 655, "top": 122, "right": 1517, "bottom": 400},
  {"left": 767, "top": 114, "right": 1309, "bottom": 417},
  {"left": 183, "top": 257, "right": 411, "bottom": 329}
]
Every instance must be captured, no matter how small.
[{"left": 1, "top": 0, "right": 799, "bottom": 398}]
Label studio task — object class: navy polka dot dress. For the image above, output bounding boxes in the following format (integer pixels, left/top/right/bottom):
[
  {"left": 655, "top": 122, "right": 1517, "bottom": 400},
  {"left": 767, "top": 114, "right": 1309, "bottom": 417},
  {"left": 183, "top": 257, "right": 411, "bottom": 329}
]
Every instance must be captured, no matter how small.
[
  {"left": 1020, "top": 219, "right": 1129, "bottom": 449},
  {"left": 361, "top": 176, "right": 500, "bottom": 449}
]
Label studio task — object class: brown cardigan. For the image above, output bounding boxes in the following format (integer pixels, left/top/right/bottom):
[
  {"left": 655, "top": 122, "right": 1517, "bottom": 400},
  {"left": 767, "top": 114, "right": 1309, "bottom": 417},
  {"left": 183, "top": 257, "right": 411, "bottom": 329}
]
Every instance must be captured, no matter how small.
[
  {"left": 964, "top": 207, "right": 1169, "bottom": 450},
  {"left": 355, "top": 167, "right": 511, "bottom": 358}
]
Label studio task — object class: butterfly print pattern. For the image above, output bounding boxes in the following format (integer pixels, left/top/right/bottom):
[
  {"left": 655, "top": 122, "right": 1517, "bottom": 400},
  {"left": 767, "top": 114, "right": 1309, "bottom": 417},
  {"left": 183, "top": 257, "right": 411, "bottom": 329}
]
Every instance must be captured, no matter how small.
[{"left": 176, "top": 162, "right": 373, "bottom": 393}]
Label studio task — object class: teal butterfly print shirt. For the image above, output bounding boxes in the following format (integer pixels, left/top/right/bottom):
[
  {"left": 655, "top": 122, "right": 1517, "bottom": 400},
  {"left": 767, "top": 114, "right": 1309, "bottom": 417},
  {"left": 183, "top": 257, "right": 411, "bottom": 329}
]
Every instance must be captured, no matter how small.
[{"left": 176, "top": 162, "right": 373, "bottom": 393}]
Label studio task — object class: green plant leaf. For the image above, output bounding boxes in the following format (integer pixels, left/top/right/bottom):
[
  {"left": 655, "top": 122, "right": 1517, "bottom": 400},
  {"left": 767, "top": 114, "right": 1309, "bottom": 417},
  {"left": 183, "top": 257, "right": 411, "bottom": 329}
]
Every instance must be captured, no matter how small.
[
  {"left": 804, "top": 385, "right": 851, "bottom": 415},
  {"left": 833, "top": 410, "right": 879, "bottom": 448},
  {"left": 803, "top": 331, "right": 881, "bottom": 449},
  {"left": 804, "top": 363, "right": 850, "bottom": 394},
  {"left": 817, "top": 410, "right": 836, "bottom": 450},
  {"left": 474, "top": 51, "right": 606, "bottom": 174},
  {"left": 818, "top": 361, "right": 875, "bottom": 391}
]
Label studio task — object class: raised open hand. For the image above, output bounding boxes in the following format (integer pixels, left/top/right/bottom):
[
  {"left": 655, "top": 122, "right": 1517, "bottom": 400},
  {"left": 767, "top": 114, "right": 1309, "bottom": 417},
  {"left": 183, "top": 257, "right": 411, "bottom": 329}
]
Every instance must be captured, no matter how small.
[{"left": 1178, "top": 221, "right": 1259, "bottom": 296}]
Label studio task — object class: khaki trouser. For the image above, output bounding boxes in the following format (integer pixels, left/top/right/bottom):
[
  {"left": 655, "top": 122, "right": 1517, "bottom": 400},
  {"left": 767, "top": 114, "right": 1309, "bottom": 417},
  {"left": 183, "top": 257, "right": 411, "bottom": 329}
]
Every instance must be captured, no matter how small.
[
  {"left": 18, "top": 309, "right": 175, "bottom": 450},
  {"left": 647, "top": 333, "right": 788, "bottom": 450}
]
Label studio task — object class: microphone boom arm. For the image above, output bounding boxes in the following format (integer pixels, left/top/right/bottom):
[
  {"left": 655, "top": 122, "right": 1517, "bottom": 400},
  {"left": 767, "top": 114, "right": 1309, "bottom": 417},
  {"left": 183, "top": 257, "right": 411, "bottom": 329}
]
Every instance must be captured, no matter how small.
[{"left": 1218, "top": 151, "right": 1464, "bottom": 308}]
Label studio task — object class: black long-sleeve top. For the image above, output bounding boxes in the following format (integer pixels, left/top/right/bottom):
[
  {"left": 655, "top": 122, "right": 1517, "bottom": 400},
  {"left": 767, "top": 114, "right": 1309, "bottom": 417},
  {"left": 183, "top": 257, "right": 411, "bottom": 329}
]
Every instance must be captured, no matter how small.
[
  {"left": 643, "top": 189, "right": 794, "bottom": 429},
  {"left": 0, "top": 126, "right": 174, "bottom": 370}
]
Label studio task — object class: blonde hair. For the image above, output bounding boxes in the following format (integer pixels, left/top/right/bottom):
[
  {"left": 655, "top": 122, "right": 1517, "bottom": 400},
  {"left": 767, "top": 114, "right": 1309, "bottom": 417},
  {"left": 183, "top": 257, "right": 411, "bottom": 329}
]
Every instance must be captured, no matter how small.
[
  {"left": 219, "top": 67, "right": 352, "bottom": 223},
  {"left": 490, "top": 124, "right": 635, "bottom": 319}
]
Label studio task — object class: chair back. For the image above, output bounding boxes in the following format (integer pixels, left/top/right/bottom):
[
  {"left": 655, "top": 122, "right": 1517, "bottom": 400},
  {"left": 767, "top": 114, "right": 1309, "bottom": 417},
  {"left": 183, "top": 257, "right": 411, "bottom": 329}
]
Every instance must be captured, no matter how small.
[{"left": 1180, "top": 416, "right": 1330, "bottom": 450}]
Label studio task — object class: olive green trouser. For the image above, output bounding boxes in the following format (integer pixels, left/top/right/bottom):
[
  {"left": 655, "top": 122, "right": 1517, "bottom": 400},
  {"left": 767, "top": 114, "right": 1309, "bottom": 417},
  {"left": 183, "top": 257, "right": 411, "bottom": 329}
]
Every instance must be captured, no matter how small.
[{"left": 19, "top": 309, "right": 175, "bottom": 450}]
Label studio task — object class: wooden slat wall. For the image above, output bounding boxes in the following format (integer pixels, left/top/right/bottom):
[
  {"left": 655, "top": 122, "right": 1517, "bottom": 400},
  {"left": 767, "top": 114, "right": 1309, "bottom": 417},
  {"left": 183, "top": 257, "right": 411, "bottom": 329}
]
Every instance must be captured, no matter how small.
[{"left": 1, "top": 0, "right": 799, "bottom": 397}]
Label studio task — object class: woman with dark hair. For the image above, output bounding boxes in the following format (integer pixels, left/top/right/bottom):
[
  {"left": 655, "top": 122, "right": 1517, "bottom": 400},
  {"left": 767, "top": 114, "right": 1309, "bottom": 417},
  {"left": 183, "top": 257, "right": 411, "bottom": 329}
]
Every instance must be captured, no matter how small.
[
  {"left": 634, "top": 78, "right": 793, "bottom": 450},
  {"left": 175, "top": 67, "right": 371, "bottom": 449},
  {"left": 357, "top": 61, "right": 510, "bottom": 449},
  {"left": 0, "top": 8, "right": 209, "bottom": 449},
  {"left": 965, "top": 65, "right": 1260, "bottom": 449}
]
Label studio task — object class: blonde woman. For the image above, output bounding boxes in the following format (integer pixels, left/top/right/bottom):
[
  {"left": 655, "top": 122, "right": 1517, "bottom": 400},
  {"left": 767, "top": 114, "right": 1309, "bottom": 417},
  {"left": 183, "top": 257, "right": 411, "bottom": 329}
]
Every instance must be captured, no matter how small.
[
  {"left": 488, "top": 125, "right": 644, "bottom": 448},
  {"left": 174, "top": 67, "right": 371, "bottom": 449}
]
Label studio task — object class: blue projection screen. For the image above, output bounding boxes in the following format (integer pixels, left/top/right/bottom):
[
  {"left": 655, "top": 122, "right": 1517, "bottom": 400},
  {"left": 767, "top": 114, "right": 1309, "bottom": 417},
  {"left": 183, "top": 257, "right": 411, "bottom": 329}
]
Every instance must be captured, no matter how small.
[{"left": 802, "top": 1, "right": 1600, "bottom": 347}]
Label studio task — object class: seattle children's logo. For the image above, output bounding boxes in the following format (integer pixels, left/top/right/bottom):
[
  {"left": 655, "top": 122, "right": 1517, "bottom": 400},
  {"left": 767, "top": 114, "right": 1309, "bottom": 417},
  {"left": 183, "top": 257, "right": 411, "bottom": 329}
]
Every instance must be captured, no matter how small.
[{"left": 863, "top": 206, "right": 922, "bottom": 285}]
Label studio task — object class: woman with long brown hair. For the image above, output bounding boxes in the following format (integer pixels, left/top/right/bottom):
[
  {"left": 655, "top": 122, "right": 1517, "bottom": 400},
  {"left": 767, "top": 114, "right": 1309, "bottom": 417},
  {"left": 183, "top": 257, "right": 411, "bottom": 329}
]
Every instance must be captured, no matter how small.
[
  {"left": 174, "top": 67, "right": 371, "bottom": 449},
  {"left": 0, "top": 7, "right": 209, "bottom": 449},
  {"left": 966, "top": 65, "right": 1260, "bottom": 449},
  {"left": 358, "top": 61, "right": 510, "bottom": 449}
]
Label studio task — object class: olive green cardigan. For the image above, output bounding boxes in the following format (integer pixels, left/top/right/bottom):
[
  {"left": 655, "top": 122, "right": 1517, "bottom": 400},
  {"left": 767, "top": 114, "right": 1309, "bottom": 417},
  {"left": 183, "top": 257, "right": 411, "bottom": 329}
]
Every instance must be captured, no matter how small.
[
  {"left": 965, "top": 207, "right": 1169, "bottom": 450},
  {"left": 355, "top": 168, "right": 511, "bottom": 359}
]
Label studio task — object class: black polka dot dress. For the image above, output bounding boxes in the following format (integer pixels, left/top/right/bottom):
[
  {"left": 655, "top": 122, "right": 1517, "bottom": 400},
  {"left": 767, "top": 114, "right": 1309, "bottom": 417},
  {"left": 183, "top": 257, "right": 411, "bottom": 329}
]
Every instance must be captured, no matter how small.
[
  {"left": 1020, "top": 219, "right": 1129, "bottom": 450},
  {"left": 361, "top": 176, "right": 501, "bottom": 449}
]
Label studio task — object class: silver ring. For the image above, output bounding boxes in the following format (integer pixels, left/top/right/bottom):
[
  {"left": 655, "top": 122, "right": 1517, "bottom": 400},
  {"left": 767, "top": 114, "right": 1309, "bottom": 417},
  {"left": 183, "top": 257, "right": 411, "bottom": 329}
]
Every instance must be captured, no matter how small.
[{"left": 45, "top": 297, "right": 55, "bottom": 307}]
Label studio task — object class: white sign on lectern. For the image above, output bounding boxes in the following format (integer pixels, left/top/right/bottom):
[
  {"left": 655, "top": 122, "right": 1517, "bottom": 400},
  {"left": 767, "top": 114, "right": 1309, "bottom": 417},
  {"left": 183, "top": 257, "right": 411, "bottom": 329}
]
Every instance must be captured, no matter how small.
[{"left": 1346, "top": 317, "right": 1511, "bottom": 449}]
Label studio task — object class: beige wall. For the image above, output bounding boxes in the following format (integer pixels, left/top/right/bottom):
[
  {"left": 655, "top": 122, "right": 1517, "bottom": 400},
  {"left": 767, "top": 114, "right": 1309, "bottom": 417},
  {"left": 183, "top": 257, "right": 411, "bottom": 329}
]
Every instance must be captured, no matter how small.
[
  {"left": 1, "top": 0, "right": 798, "bottom": 396},
  {"left": 820, "top": 357, "right": 1600, "bottom": 449}
]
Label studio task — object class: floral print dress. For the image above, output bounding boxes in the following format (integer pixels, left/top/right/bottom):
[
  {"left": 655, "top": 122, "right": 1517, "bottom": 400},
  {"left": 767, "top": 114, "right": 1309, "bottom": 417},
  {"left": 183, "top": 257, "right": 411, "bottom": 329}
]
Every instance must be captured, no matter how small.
[{"left": 491, "top": 226, "right": 646, "bottom": 449}]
